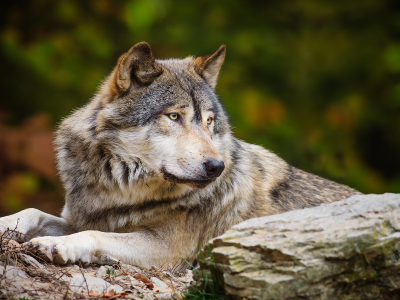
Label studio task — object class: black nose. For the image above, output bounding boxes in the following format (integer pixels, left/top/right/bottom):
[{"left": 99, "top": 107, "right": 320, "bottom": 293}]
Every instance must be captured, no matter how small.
[{"left": 204, "top": 158, "right": 225, "bottom": 178}]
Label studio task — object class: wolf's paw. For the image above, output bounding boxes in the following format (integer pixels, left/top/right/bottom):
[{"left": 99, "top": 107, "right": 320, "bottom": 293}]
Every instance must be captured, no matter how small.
[
  {"left": 25, "top": 236, "right": 80, "bottom": 265},
  {"left": 24, "top": 234, "right": 118, "bottom": 266}
]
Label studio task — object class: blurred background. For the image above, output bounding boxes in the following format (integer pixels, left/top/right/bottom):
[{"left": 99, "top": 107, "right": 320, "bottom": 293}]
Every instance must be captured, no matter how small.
[{"left": 1, "top": 0, "right": 400, "bottom": 217}]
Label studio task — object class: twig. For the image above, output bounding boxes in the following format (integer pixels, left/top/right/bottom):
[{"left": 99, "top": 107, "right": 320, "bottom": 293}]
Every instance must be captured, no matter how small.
[
  {"left": 55, "top": 264, "right": 77, "bottom": 280},
  {"left": 0, "top": 219, "right": 30, "bottom": 254},
  {"left": 79, "top": 263, "right": 91, "bottom": 297},
  {"left": 0, "top": 222, "right": 23, "bottom": 280},
  {"left": 62, "top": 283, "right": 71, "bottom": 300}
]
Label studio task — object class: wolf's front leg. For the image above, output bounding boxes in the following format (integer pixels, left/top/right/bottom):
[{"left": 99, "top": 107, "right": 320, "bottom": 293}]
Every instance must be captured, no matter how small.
[
  {"left": 25, "top": 230, "right": 174, "bottom": 268},
  {"left": 0, "top": 208, "right": 74, "bottom": 241}
]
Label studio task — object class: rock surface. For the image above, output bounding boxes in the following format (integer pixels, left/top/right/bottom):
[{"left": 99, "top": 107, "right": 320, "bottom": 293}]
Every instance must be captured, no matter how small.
[{"left": 199, "top": 193, "right": 400, "bottom": 300}]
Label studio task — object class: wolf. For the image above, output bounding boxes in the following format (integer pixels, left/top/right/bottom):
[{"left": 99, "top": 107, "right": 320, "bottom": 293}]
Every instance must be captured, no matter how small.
[{"left": 0, "top": 42, "right": 361, "bottom": 272}]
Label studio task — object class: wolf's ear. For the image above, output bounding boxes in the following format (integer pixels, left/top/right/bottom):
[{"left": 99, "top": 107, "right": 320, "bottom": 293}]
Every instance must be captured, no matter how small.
[
  {"left": 109, "top": 42, "right": 162, "bottom": 98},
  {"left": 194, "top": 45, "right": 226, "bottom": 89}
]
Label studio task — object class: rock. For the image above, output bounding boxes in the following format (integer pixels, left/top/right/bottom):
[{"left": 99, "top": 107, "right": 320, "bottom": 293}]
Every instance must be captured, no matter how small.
[
  {"left": 0, "top": 266, "right": 29, "bottom": 279},
  {"left": 61, "top": 272, "right": 123, "bottom": 293},
  {"left": 121, "top": 263, "right": 142, "bottom": 273},
  {"left": 198, "top": 193, "right": 400, "bottom": 300},
  {"left": 95, "top": 265, "right": 109, "bottom": 278},
  {"left": 155, "top": 293, "right": 176, "bottom": 299},
  {"left": 162, "top": 271, "right": 176, "bottom": 279},
  {"left": 17, "top": 253, "right": 45, "bottom": 269},
  {"left": 151, "top": 277, "right": 169, "bottom": 290},
  {"left": 177, "top": 269, "right": 194, "bottom": 284}
]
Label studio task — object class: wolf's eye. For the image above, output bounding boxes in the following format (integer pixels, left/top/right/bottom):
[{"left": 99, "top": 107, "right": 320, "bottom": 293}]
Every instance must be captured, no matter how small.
[
  {"left": 168, "top": 113, "right": 179, "bottom": 120},
  {"left": 207, "top": 117, "right": 213, "bottom": 125}
]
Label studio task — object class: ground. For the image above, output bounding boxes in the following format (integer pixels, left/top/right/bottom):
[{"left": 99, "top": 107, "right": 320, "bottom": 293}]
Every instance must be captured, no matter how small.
[{"left": 0, "top": 228, "right": 193, "bottom": 300}]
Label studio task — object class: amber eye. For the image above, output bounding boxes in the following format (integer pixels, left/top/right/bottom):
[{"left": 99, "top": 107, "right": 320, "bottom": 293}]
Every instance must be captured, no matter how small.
[
  {"left": 168, "top": 113, "right": 179, "bottom": 120},
  {"left": 207, "top": 117, "right": 213, "bottom": 124}
]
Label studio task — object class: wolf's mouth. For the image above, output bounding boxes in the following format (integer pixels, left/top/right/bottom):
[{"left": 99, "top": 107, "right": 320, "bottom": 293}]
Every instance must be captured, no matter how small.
[{"left": 161, "top": 168, "right": 215, "bottom": 189}]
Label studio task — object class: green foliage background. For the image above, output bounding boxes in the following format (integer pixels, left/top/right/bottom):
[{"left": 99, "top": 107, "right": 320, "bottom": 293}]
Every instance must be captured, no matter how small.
[{"left": 1, "top": 0, "right": 400, "bottom": 214}]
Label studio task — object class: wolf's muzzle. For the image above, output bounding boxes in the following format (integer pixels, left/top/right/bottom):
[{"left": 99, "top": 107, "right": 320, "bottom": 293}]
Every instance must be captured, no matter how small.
[{"left": 204, "top": 158, "right": 225, "bottom": 178}]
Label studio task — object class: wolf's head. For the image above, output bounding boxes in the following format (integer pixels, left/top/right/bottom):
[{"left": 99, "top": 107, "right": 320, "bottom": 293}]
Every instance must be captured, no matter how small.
[{"left": 88, "top": 42, "right": 231, "bottom": 189}]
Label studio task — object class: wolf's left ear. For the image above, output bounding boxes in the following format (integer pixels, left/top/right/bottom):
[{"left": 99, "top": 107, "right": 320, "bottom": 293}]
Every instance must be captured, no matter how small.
[{"left": 194, "top": 45, "right": 226, "bottom": 89}]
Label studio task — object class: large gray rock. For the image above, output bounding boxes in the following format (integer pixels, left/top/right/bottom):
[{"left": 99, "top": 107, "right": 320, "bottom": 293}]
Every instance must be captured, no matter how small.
[{"left": 198, "top": 193, "right": 400, "bottom": 300}]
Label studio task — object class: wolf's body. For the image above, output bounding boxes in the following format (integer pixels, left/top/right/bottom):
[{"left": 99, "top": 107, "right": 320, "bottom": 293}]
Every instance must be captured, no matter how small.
[{"left": 0, "top": 42, "right": 360, "bottom": 272}]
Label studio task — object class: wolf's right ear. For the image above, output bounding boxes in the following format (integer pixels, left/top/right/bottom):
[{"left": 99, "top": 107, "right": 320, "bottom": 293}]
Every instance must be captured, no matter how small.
[
  {"left": 109, "top": 42, "right": 162, "bottom": 98},
  {"left": 194, "top": 45, "right": 226, "bottom": 89}
]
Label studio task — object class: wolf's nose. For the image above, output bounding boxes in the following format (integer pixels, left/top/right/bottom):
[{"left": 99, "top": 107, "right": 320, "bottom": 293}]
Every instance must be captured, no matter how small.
[{"left": 204, "top": 159, "right": 225, "bottom": 178}]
